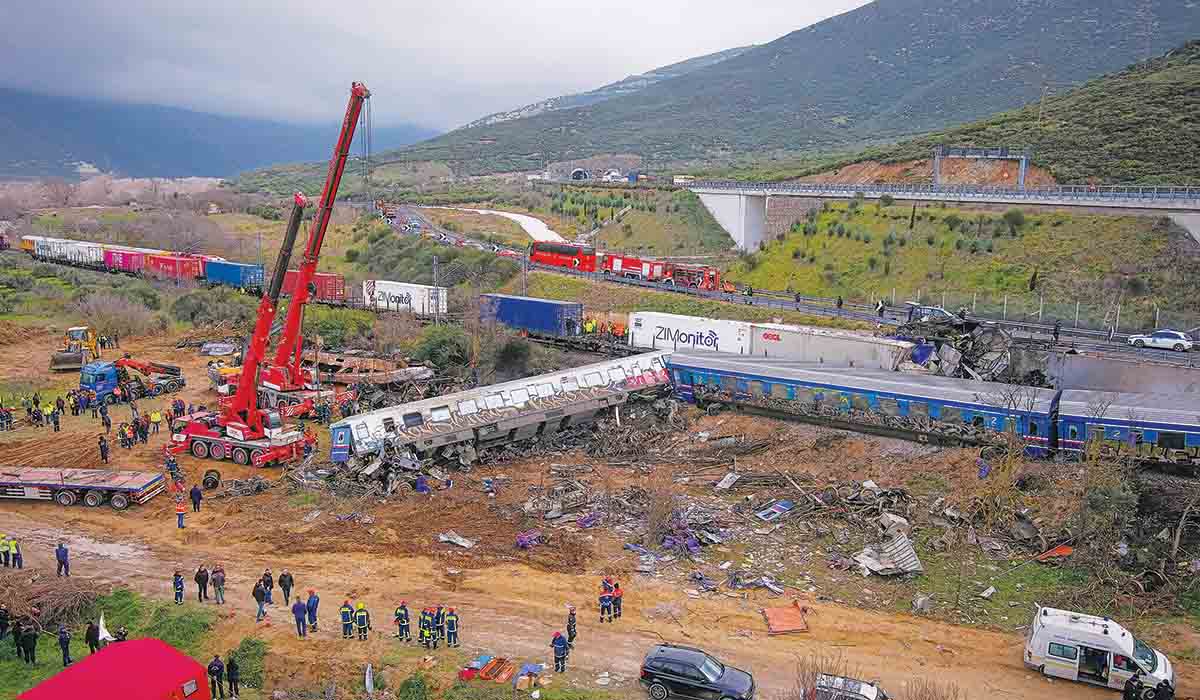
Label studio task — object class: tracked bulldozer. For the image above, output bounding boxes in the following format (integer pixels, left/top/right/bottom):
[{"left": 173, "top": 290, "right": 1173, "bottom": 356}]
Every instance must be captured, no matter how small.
[{"left": 50, "top": 326, "right": 99, "bottom": 372}]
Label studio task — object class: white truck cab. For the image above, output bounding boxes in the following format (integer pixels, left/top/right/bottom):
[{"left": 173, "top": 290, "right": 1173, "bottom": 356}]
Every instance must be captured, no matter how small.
[{"left": 1024, "top": 607, "right": 1174, "bottom": 693}]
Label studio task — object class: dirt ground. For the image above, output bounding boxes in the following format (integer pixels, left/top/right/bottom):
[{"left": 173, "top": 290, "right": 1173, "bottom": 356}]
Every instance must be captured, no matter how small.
[{"left": 0, "top": 329, "right": 1194, "bottom": 698}]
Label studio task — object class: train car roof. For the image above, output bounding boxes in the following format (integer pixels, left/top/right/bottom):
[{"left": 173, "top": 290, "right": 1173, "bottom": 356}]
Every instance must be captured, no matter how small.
[
  {"left": 1059, "top": 389, "right": 1200, "bottom": 429},
  {"left": 668, "top": 352, "right": 1058, "bottom": 412},
  {"left": 332, "top": 350, "right": 670, "bottom": 428},
  {"left": 480, "top": 293, "right": 581, "bottom": 306}
]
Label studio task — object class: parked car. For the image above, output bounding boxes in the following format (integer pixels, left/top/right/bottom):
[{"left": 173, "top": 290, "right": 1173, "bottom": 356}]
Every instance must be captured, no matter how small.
[
  {"left": 1127, "top": 329, "right": 1194, "bottom": 352},
  {"left": 640, "top": 643, "right": 754, "bottom": 700},
  {"left": 800, "top": 674, "right": 890, "bottom": 700}
]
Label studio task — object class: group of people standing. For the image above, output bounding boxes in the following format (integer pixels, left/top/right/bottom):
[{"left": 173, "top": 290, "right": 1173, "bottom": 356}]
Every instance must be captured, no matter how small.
[
  {"left": 550, "top": 576, "right": 625, "bottom": 674},
  {"left": 389, "top": 602, "right": 461, "bottom": 649},
  {"left": 0, "top": 533, "right": 24, "bottom": 569},
  {"left": 205, "top": 653, "right": 242, "bottom": 699}
]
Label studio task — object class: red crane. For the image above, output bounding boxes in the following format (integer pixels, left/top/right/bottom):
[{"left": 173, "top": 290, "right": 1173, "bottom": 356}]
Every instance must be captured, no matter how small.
[{"left": 262, "top": 82, "right": 370, "bottom": 395}]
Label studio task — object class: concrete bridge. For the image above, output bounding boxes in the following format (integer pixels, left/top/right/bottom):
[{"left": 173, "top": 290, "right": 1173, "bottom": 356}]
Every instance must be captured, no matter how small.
[{"left": 691, "top": 180, "right": 1200, "bottom": 251}]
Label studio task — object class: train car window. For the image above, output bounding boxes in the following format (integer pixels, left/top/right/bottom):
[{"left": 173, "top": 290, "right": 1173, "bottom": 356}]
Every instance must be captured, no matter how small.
[
  {"left": 1130, "top": 429, "right": 1143, "bottom": 445},
  {"left": 402, "top": 413, "right": 424, "bottom": 428},
  {"left": 909, "top": 401, "right": 929, "bottom": 418},
  {"left": 510, "top": 388, "right": 530, "bottom": 405},
  {"left": 608, "top": 367, "right": 628, "bottom": 383},
  {"left": 485, "top": 394, "right": 505, "bottom": 410},
  {"left": 562, "top": 377, "right": 579, "bottom": 392},
  {"left": 585, "top": 371, "right": 605, "bottom": 387},
  {"left": 458, "top": 400, "right": 478, "bottom": 416},
  {"left": 1068, "top": 424, "right": 1080, "bottom": 440},
  {"left": 750, "top": 381, "right": 765, "bottom": 397},
  {"left": 1158, "top": 432, "right": 1185, "bottom": 450},
  {"left": 940, "top": 406, "right": 962, "bottom": 423},
  {"left": 1088, "top": 425, "right": 1105, "bottom": 442},
  {"left": 878, "top": 398, "right": 900, "bottom": 416},
  {"left": 736, "top": 380, "right": 750, "bottom": 395},
  {"left": 1028, "top": 420, "right": 1038, "bottom": 436},
  {"left": 382, "top": 417, "right": 397, "bottom": 434},
  {"left": 1005, "top": 417, "right": 1017, "bottom": 434},
  {"left": 539, "top": 383, "right": 556, "bottom": 396},
  {"left": 355, "top": 422, "right": 371, "bottom": 439},
  {"left": 721, "top": 376, "right": 736, "bottom": 391},
  {"left": 971, "top": 415, "right": 985, "bottom": 428},
  {"left": 771, "top": 383, "right": 789, "bottom": 399},
  {"left": 429, "top": 406, "right": 452, "bottom": 422},
  {"left": 707, "top": 374, "right": 720, "bottom": 387},
  {"left": 850, "top": 393, "right": 870, "bottom": 411}
]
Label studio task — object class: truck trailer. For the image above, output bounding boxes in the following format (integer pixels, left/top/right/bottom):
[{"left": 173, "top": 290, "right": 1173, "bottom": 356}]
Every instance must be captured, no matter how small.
[{"left": 0, "top": 467, "right": 165, "bottom": 509}]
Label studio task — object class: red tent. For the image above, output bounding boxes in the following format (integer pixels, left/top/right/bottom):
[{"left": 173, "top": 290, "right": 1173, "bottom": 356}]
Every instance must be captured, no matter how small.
[{"left": 19, "top": 638, "right": 212, "bottom": 700}]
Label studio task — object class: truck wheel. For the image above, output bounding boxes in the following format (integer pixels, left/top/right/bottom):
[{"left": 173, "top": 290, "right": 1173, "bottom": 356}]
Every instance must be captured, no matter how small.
[
  {"left": 54, "top": 490, "right": 77, "bottom": 507},
  {"left": 209, "top": 443, "right": 226, "bottom": 460},
  {"left": 191, "top": 441, "right": 210, "bottom": 459},
  {"left": 232, "top": 448, "right": 249, "bottom": 465},
  {"left": 250, "top": 449, "right": 266, "bottom": 466},
  {"left": 110, "top": 493, "right": 130, "bottom": 510},
  {"left": 151, "top": 385, "right": 163, "bottom": 396},
  {"left": 167, "top": 381, "right": 180, "bottom": 392},
  {"left": 83, "top": 490, "right": 105, "bottom": 507}
]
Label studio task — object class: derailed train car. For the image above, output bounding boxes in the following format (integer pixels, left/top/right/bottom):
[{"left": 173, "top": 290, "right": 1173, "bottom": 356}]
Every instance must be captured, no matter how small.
[
  {"left": 329, "top": 351, "right": 671, "bottom": 470},
  {"left": 666, "top": 352, "right": 1200, "bottom": 470}
]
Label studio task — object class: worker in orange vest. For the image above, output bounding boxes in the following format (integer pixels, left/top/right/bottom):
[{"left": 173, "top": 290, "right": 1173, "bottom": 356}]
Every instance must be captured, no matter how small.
[{"left": 175, "top": 497, "right": 186, "bottom": 529}]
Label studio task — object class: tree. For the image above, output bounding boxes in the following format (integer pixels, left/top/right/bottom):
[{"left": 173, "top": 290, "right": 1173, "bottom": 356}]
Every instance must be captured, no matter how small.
[
  {"left": 944, "top": 214, "right": 963, "bottom": 232},
  {"left": 879, "top": 194, "right": 894, "bottom": 207},
  {"left": 1002, "top": 208, "right": 1026, "bottom": 234}
]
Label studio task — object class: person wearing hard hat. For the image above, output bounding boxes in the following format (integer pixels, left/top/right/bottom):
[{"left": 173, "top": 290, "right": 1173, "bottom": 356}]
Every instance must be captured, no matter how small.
[
  {"left": 551, "top": 632, "right": 569, "bottom": 672},
  {"left": 354, "top": 602, "right": 371, "bottom": 641}
]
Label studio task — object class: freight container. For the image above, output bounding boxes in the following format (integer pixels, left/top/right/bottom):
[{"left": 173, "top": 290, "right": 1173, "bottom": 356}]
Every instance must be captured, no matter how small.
[
  {"left": 282, "top": 270, "right": 346, "bottom": 303},
  {"left": 363, "top": 279, "right": 448, "bottom": 315},
  {"left": 480, "top": 293, "right": 583, "bottom": 337},
  {"left": 628, "top": 312, "right": 751, "bottom": 354},
  {"left": 103, "top": 248, "right": 145, "bottom": 275},
  {"left": 205, "top": 260, "right": 265, "bottom": 290},
  {"left": 145, "top": 253, "right": 204, "bottom": 281},
  {"left": 19, "top": 235, "right": 37, "bottom": 254},
  {"left": 749, "top": 323, "right": 914, "bottom": 371},
  {"left": 602, "top": 254, "right": 668, "bottom": 281}
]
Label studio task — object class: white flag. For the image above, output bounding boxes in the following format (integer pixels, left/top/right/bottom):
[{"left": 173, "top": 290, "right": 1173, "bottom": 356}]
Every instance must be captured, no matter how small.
[{"left": 98, "top": 612, "right": 115, "bottom": 642}]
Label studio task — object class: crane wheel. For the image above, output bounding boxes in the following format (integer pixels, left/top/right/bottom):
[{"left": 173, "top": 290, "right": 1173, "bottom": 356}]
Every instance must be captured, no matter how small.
[
  {"left": 232, "top": 448, "right": 249, "bottom": 465},
  {"left": 191, "top": 441, "right": 209, "bottom": 459},
  {"left": 208, "top": 443, "right": 226, "bottom": 460}
]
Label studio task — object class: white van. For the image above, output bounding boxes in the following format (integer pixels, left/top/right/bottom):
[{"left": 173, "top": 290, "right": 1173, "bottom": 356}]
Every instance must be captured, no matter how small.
[{"left": 1024, "top": 607, "right": 1174, "bottom": 693}]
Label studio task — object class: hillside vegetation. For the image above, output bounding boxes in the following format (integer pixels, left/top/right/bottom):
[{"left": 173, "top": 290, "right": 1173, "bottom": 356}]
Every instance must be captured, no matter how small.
[
  {"left": 728, "top": 200, "right": 1200, "bottom": 330},
  {"left": 367, "top": 0, "right": 1198, "bottom": 175},
  {"left": 721, "top": 40, "right": 1200, "bottom": 185}
]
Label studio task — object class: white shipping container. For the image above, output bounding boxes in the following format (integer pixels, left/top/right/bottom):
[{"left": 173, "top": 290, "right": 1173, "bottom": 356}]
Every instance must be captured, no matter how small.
[
  {"left": 749, "top": 323, "right": 914, "bottom": 370},
  {"left": 628, "top": 312, "right": 751, "bottom": 354},
  {"left": 362, "top": 279, "right": 448, "bottom": 315},
  {"left": 56, "top": 240, "right": 103, "bottom": 267}
]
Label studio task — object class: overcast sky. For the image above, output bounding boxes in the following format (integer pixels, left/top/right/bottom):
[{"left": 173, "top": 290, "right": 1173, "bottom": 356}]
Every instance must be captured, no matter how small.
[{"left": 2, "top": 0, "right": 870, "bottom": 130}]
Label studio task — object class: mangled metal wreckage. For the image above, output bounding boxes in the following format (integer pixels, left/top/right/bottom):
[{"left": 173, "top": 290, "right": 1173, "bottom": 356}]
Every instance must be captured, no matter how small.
[{"left": 328, "top": 351, "right": 671, "bottom": 484}]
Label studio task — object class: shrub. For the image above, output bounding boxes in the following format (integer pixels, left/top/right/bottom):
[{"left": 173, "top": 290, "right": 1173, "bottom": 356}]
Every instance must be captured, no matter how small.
[
  {"left": 78, "top": 291, "right": 165, "bottom": 337},
  {"left": 1002, "top": 208, "right": 1026, "bottom": 233},
  {"left": 944, "top": 214, "right": 963, "bottom": 231},
  {"left": 229, "top": 637, "right": 268, "bottom": 688},
  {"left": 412, "top": 325, "right": 469, "bottom": 370},
  {"left": 879, "top": 194, "right": 894, "bottom": 207},
  {"left": 883, "top": 260, "right": 891, "bottom": 276},
  {"left": 171, "top": 288, "right": 256, "bottom": 325},
  {"left": 344, "top": 248, "right": 360, "bottom": 262},
  {"left": 867, "top": 256, "right": 878, "bottom": 271},
  {"left": 970, "top": 241, "right": 980, "bottom": 254},
  {"left": 792, "top": 249, "right": 803, "bottom": 259},
  {"left": 954, "top": 238, "right": 965, "bottom": 250},
  {"left": 926, "top": 234, "right": 936, "bottom": 246},
  {"left": 986, "top": 241, "right": 994, "bottom": 253}
]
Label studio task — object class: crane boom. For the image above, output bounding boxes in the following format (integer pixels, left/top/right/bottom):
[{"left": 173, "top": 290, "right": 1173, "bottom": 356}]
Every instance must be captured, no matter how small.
[
  {"left": 224, "top": 193, "right": 308, "bottom": 435},
  {"left": 271, "top": 82, "right": 370, "bottom": 388}
]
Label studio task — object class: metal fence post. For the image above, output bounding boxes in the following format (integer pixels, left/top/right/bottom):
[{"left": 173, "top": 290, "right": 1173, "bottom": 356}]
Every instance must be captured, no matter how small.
[
  {"left": 892, "top": 288, "right": 896, "bottom": 305},
  {"left": 941, "top": 291, "right": 946, "bottom": 309},
  {"left": 1115, "top": 303, "right": 1121, "bottom": 333},
  {"left": 432, "top": 255, "right": 440, "bottom": 325},
  {"left": 1038, "top": 295, "right": 1043, "bottom": 322},
  {"left": 1074, "top": 301, "right": 1080, "bottom": 328},
  {"left": 972, "top": 292, "right": 977, "bottom": 313},
  {"left": 1003, "top": 294, "right": 1007, "bottom": 320},
  {"left": 1155, "top": 305, "right": 1160, "bottom": 329}
]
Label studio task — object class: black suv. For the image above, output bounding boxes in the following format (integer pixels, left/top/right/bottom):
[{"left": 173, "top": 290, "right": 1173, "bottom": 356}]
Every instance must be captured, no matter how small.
[{"left": 640, "top": 644, "right": 755, "bottom": 700}]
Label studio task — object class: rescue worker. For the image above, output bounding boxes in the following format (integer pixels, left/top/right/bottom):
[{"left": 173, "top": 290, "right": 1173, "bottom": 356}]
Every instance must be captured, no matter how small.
[
  {"left": 598, "top": 587, "right": 613, "bottom": 623},
  {"left": 566, "top": 605, "right": 577, "bottom": 649},
  {"left": 0, "top": 603, "right": 9, "bottom": 641},
  {"left": 55, "top": 541, "right": 69, "bottom": 576},
  {"left": 20, "top": 621, "right": 37, "bottom": 664},
  {"left": 252, "top": 581, "right": 267, "bottom": 622},
  {"left": 98, "top": 435, "right": 109, "bottom": 464},
  {"left": 418, "top": 607, "right": 430, "bottom": 648},
  {"left": 195, "top": 564, "right": 210, "bottom": 602},
  {"left": 0, "top": 533, "right": 8, "bottom": 568},
  {"left": 150, "top": 408, "right": 162, "bottom": 434},
  {"left": 173, "top": 570, "right": 185, "bottom": 605},
  {"left": 278, "top": 569, "right": 294, "bottom": 605},
  {"left": 306, "top": 589, "right": 319, "bottom": 632},
  {"left": 176, "top": 498, "right": 186, "bottom": 529},
  {"left": 435, "top": 604, "right": 446, "bottom": 641},
  {"left": 394, "top": 601, "right": 411, "bottom": 641},
  {"left": 551, "top": 632, "right": 569, "bottom": 673},
  {"left": 612, "top": 582, "right": 623, "bottom": 619},
  {"left": 339, "top": 600, "right": 354, "bottom": 639},
  {"left": 58, "top": 625, "right": 71, "bottom": 666},
  {"left": 207, "top": 655, "right": 226, "bottom": 699},
  {"left": 291, "top": 597, "right": 308, "bottom": 638},
  {"left": 85, "top": 620, "right": 100, "bottom": 654},
  {"left": 600, "top": 576, "right": 614, "bottom": 593},
  {"left": 354, "top": 602, "right": 371, "bottom": 641},
  {"left": 190, "top": 483, "right": 203, "bottom": 513},
  {"left": 445, "top": 607, "right": 460, "bottom": 648},
  {"left": 212, "top": 564, "right": 226, "bottom": 605},
  {"left": 2, "top": 536, "right": 11, "bottom": 569}
]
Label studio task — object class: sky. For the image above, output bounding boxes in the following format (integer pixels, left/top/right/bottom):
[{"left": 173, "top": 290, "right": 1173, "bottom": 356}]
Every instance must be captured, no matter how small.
[{"left": 1, "top": 0, "right": 871, "bottom": 130}]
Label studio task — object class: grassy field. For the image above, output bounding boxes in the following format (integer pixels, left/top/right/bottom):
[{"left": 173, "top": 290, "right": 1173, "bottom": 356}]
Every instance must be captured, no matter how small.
[
  {"left": 725, "top": 202, "right": 1197, "bottom": 329},
  {"left": 0, "top": 589, "right": 217, "bottom": 699},
  {"left": 421, "top": 208, "right": 531, "bottom": 248}
]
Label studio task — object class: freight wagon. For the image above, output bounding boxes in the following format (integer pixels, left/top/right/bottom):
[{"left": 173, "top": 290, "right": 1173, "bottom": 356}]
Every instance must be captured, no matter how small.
[
  {"left": 362, "top": 279, "right": 448, "bottom": 315},
  {"left": 628, "top": 311, "right": 751, "bottom": 354},
  {"left": 282, "top": 270, "right": 346, "bottom": 303},
  {"left": 749, "top": 322, "right": 914, "bottom": 371},
  {"left": 145, "top": 253, "right": 204, "bottom": 281},
  {"left": 103, "top": 249, "right": 145, "bottom": 275},
  {"left": 205, "top": 260, "right": 265, "bottom": 291},
  {"left": 481, "top": 293, "right": 583, "bottom": 337},
  {"left": 0, "top": 467, "right": 165, "bottom": 509}
]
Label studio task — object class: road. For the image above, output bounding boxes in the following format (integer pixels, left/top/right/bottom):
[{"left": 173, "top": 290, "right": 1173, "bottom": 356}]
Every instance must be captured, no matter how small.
[{"left": 420, "top": 206, "right": 567, "bottom": 243}]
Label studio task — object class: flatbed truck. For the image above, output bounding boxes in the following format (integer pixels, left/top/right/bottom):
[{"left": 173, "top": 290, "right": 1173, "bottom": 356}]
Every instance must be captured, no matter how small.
[{"left": 0, "top": 467, "right": 166, "bottom": 509}]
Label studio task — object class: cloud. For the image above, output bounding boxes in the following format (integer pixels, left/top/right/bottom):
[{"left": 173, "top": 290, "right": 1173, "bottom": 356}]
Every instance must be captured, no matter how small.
[{"left": 2, "top": 0, "right": 869, "bottom": 129}]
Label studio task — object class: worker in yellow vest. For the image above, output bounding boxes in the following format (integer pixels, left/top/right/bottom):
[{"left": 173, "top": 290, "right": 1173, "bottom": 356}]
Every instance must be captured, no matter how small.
[{"left": 150, "top": 409, "right": 162, "bottom": 435}]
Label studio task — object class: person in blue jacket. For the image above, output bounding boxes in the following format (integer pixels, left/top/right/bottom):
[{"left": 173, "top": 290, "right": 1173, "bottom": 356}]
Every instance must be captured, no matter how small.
[
  {"left": 598, "top": 588, "right": 613, "bottom": 623},
  {"left": 339, "top": 600, "right": 354, "bottom": 639},
  {"left": 305, "top": 590, "right": 319, "bottom": 633},
  {"left": 172, "top": 570, "right": 184, "bottom": 605},
  {"left": 551, "top": 632, "right": 569, "bottom": 673},
  {"left": 291, "top": 598, "right": 308, "bottom": 638},
  {"left": 55, "top": 543, "right": 69, "bottom": 577}
]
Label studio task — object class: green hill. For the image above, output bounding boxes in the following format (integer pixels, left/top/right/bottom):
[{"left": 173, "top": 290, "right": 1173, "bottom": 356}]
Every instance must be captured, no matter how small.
[{"left": 723, "top": 41, "right": 1200, "bottom": 185}]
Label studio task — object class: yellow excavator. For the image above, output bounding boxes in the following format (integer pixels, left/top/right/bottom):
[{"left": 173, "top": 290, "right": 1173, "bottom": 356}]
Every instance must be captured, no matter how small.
[{"left": 50, "top": 325, "right": 100, "bottom": 372}]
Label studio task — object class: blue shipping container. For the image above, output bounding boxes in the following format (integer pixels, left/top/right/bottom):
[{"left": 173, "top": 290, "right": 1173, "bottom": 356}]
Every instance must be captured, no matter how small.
[
  {"left": 206, "top": 260, "right": 265, "bottom": 289},
  {"left": 480, "top": 294, "right": 583, "bottom": 337}
]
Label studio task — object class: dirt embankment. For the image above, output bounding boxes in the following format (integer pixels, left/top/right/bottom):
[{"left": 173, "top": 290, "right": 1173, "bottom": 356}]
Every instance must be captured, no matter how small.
[{"left": 796, "top": 159, "right": 1058, "bottom": 188}]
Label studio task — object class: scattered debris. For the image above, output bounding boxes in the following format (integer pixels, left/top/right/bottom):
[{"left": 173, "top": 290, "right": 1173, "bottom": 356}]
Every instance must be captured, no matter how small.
[
  {"left": 213, "top": 476, "right": 273, "bottom": 499},
  {"left": 439, "top": 531, "right": 476, "bottom": 549},
  {"left": 978, "top": 586, "right": 997, "bottom": 600},
  {"left": 761, "top": 600, "right": 810, "bottom": 635},
  {"left": 854, "top": 533, "right": 923, "bottom": 577},
  {"left": 516, "top": 530, "right": 543, "bottom": 549},
  {"left": 912, "top": 594, "right": 934, "bottom": 614},
  {"left": 1035, "top": 545, "right": 1074, "bottom": 562}
]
